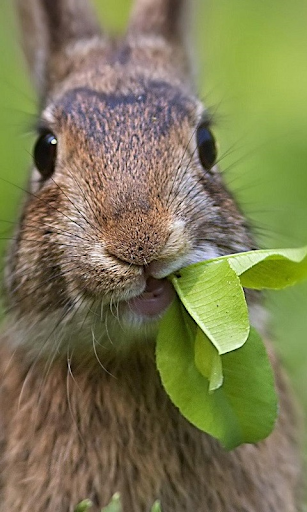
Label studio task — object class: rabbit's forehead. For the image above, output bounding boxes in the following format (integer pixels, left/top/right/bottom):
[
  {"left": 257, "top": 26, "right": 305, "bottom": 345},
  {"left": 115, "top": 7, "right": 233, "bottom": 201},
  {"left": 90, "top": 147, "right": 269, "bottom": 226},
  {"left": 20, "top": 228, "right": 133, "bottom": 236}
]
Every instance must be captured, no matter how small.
[{"left": 49, "top": 80, "right": 198, "bottom": 145}]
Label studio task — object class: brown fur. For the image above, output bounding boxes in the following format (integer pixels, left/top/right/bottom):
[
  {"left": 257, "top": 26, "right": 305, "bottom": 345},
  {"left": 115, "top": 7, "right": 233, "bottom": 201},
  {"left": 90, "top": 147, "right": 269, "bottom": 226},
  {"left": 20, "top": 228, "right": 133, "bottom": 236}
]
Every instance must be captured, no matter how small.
[
  {"left": 0, "top": 341, "right": 302, "bottom": 511},
  {"left": 0, "top": 0, "right": 303, "bottom": 510}
]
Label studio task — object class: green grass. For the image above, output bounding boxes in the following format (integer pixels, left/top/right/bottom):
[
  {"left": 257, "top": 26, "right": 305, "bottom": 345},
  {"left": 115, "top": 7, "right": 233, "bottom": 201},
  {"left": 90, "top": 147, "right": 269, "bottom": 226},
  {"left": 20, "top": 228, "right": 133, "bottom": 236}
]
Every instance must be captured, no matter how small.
[{"left": 75, "top": 494, "right": 161, "bottom": 511}]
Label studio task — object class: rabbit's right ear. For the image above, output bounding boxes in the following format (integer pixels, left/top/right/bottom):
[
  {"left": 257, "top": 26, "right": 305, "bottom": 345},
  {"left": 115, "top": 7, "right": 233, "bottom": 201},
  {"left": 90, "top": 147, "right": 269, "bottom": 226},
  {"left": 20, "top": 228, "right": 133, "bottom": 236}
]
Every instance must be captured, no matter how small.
[{"left": 16, "top": 0, "right": 102, "bottom": 96}]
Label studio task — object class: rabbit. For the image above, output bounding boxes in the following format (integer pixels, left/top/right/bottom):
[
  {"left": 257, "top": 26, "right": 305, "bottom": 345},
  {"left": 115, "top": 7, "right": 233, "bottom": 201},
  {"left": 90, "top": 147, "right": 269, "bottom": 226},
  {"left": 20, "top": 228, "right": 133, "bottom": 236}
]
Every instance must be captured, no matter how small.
[{"left": 0, "top": 0, "right": 302, "bottom": 510}]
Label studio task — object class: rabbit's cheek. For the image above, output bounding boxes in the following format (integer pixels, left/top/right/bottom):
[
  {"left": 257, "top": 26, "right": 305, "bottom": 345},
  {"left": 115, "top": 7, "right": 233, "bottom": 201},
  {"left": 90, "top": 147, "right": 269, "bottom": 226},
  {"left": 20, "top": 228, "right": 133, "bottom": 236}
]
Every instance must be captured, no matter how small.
[{"left": 127, "top": 277, "right": 175, "bottom": 318}]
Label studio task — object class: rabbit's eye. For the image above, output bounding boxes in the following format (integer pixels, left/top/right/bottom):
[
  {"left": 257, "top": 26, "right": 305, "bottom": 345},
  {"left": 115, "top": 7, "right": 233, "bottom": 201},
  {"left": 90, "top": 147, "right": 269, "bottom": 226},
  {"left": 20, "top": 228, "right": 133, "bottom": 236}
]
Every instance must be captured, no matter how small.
[
  {"left": 33, "top": 132, "right": 58, "bottom": 179},
  {"left": 196, "top": 123, "right": 217, "bottom": 170}
]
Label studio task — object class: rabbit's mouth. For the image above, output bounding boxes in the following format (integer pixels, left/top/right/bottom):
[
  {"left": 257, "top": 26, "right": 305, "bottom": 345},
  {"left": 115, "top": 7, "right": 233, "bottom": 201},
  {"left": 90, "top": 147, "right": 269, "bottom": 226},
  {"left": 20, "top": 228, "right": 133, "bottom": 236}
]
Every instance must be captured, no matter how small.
[{"left": 127, "top": 277, "right": 175, "bottom": 318}]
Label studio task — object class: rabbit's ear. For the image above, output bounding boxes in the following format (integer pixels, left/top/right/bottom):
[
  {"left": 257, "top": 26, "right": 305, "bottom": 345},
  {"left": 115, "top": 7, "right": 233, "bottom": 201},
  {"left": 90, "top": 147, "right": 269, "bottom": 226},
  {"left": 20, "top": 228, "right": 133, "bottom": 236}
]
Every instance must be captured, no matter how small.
[
  {"left": 16, "top": 0, "right": 101, "bottom": 95},
  {"left": 127, "top": 0, "right": 193, "bottom": 80}
]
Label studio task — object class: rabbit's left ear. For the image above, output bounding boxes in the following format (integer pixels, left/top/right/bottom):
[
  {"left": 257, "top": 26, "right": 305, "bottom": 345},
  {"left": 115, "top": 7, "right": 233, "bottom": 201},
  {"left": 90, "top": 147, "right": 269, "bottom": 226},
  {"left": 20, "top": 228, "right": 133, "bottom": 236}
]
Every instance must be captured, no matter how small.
[
  {"left": 127, "top": 0, "right": 194, "bottom": 82},
  {"left": 16, "top": 0, "right": 102, "bottom": 96}
]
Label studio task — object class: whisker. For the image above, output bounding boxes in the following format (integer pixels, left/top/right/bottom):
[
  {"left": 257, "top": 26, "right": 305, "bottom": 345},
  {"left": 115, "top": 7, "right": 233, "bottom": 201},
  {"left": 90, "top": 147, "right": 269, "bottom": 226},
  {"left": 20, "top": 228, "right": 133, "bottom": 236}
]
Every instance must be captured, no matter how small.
[
  {"left": 0, "top": 176, "right": 93, "bottom": 238},
  {"left": 166, "top": 130, "right": 198, "bottom": 207},
  {"left": 50, "top": 176, "right": 102, "bottom": 239},
  {"left": 66, "top": 348, "right": 82, "bottom": 393},
  {"left": 65, "top": 339, "right": 90, "bottom": 446},
  {"left": 65, "top": 169, "right": 107, "bottom": 238},
  {"left": 34, "top": 295, "right": 88, "bottom": 410},
  {"left": 91, "top": 327, "right": 114, "bottom": 377}
]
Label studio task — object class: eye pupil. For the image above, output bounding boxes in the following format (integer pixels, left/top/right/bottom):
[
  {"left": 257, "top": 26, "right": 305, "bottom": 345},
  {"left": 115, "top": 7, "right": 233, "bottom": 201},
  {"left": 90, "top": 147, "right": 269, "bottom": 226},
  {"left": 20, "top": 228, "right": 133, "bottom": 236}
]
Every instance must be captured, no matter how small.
[
  {"left": 34, "top": 132, "right": 58, "bottom": 178},
  {"left": 196, "top": 123, "right": 217, "bottom": 170}
]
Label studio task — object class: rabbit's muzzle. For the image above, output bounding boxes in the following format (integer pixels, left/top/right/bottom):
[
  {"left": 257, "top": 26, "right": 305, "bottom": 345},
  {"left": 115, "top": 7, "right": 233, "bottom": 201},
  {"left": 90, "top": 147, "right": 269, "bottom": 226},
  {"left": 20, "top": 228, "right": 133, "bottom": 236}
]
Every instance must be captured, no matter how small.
[{"left": 103, "top": 206, "right": 171, "bottom": 267}]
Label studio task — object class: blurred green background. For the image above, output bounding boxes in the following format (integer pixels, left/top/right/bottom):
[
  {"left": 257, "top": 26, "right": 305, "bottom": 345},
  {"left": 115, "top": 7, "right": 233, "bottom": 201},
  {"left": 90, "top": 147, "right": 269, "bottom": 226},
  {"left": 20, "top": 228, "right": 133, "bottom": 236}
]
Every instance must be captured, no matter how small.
[{"left": 0, "top": 0, "right": 306, "bottom": 459}]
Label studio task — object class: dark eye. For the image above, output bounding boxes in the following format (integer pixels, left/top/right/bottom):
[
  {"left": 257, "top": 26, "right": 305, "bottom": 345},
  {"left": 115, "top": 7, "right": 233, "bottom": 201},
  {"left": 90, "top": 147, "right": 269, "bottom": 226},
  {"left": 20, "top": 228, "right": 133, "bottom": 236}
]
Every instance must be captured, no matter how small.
[
  {"left": 196, "top": 123, "right": 217, "bottom": 170},
  {"left": 33, "top": 131, "right": 58, "bottom": 179}
]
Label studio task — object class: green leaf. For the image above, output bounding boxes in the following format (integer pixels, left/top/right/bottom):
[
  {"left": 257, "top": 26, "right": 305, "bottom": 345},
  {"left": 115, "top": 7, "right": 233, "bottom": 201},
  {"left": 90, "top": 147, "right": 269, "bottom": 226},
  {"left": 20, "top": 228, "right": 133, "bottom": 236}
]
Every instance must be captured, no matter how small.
[
  {"left": 170, "top": 259, "right": 250, "bottom": 354},
  {"left": 177, "top": 246, "right": 307, "bottom": 291},
  {"left": 74, "top": 500, "right": 93, "bottom": 512},
  {"left": 156, "top": 300, "right": 277, "bottom": 449},
  {"left": 226, "top": 246, "right": 307, "bottom": 289},
  {"left": 101, "top": 493, "right": 121, "bottom": 512},
  {"left": 75, "top": 495, "right": 160, "bottom": 512},
  {"left": 194, "top": 327, "right": 223, "bottom": 392},
  {"left": 156, "top": 245, "right": 307, "bottom": 450},
  {"left": 156, "top": 300, "right": 241, "bottom": 448},
  {"left": 221, "top": 327, "right": 278, "bottom": 446},
  {"left": 151, "top": 501, "right": 162, "bottom": 512}
]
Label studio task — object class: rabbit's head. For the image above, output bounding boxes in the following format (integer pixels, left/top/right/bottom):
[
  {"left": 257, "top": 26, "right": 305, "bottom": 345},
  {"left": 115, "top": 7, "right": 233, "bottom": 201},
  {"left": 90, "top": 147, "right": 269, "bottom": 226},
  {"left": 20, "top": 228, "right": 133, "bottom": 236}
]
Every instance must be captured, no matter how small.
[{"left": 6, "top": 0, "right": 254, "bottom": 350}]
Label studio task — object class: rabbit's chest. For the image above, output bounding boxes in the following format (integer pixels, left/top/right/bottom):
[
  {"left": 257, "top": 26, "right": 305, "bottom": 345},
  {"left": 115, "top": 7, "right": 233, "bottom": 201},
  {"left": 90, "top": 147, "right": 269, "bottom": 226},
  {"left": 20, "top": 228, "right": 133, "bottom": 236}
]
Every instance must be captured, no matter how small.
[{"left": 0, "top": 342, "right": 299, "bottom": 512}]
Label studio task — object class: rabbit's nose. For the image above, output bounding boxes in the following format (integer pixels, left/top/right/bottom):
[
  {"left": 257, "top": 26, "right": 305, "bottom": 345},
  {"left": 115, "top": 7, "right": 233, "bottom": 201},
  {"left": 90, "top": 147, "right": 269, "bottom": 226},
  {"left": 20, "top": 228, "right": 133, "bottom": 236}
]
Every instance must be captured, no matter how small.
[
  {"left": 106, "top": 232, "right": 166, "bottom": 266},
  {"left": 104, "top": 209, "right": 170, "bottom": 266}
]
